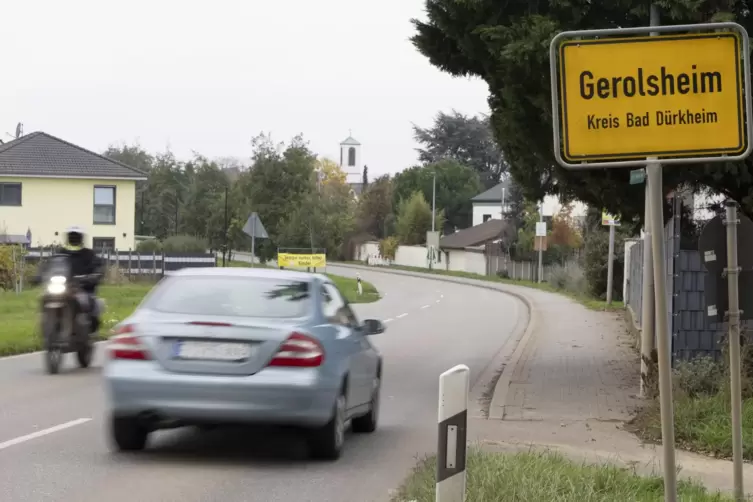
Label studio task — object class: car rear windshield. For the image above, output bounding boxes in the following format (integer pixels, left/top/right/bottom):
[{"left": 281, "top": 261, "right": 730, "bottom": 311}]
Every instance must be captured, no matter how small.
[{"left": 142, "top": 276, "right": 311, "bottom": 318}]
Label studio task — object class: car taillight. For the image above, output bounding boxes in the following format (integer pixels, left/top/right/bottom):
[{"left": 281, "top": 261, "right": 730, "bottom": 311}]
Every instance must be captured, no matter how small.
[
  {"left": 268, "top": 332, "right": 324, "bottom": 368},
  {"left": 109, "top": 324, "right": 151, "bottom": 360}
]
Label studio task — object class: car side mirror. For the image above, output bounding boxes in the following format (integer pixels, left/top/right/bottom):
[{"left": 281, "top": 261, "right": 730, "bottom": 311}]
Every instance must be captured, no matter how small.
[{"left": 363, "top": 319, "right": 385, "bottom": 335}]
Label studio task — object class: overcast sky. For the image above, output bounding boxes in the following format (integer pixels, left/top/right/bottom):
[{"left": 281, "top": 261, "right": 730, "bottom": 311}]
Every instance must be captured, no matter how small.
[{"left": 1, "top": 0, "right": 489, "bottom": 179}]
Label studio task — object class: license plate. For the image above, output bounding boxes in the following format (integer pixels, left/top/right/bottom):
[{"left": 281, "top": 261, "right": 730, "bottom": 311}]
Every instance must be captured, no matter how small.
[{"left": 174, "top": 341, "right": 252, "bottom": 361}]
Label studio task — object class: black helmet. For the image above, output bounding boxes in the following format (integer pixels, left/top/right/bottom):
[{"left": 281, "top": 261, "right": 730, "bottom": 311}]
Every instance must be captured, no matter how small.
[{"left": 65, "top": 225, "right": 85, "bottom": 249}]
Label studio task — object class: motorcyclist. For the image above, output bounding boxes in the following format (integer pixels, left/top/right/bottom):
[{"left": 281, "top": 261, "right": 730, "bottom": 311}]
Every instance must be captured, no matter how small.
[{"left": 56, "top": 226, "right": 104, "bottom": 333}]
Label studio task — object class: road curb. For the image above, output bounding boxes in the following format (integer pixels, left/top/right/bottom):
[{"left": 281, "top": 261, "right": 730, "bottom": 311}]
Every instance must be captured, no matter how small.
[{"left": 330, "top": 263, "right": 541, "bottom": 421}]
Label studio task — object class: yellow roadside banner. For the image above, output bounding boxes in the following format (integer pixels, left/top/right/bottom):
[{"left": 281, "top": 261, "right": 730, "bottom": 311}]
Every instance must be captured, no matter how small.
[{"left": 277, "top": 253, "right": 326, "bottom": 268}]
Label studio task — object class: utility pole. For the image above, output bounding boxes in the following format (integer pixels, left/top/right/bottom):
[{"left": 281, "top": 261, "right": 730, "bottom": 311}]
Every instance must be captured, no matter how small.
[
  {"left": 222, "top": 185, "right": 228, "bottom": 267},
  {"left": 430, "top": 172, "right": 436, "bottom": 271},
  {"left": 431, "top": 172, "right": 436, "bottom": 232}
]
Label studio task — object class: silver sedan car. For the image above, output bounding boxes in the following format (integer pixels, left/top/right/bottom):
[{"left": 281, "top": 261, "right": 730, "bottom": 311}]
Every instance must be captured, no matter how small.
[{"left": 103, "top": 267, "right": 384, "bottom": 460}]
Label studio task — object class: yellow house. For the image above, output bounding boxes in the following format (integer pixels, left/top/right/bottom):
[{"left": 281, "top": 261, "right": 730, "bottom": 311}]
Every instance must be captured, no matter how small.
[{"left": 0, "top": 132, "right": 147, "bottom": 250}]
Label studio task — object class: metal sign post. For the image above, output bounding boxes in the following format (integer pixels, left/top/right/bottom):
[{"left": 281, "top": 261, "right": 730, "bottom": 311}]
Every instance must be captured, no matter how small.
[
  {"left": 242, "top": 212, "right": 268, "bottom": 267},
  {"left": 724, "top": 201, "right": 745, "bottom": 500},
  {"left": 601, "top": 212, "right": 620, "bottom": 305},
  {"left": 550, "top": 18, "right": 753, "bottom": 502},
  {"left": 535, "top": 214, "right": 546, "bottom": 283}
]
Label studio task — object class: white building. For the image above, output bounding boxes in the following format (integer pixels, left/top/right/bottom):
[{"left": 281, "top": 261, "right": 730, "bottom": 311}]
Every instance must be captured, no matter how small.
[
  {"left": 470, "top": 181, "right": 588, "bottom": 227},
  {"left": 339, "top": 134, "right": 365, "bottom": 197}
]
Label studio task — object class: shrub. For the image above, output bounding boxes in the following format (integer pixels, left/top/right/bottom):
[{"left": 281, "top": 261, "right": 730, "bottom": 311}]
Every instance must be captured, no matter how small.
[
  {"left": 0, "top": 245, "right": 25, "bottom": 290},
  {"left": 136, "top": 239, "right": 162, "bottom": 253},
  {"left": 583, "top": 227, "right": 624, "bottom": 300},
  {"left": 379, "top": 236, "right": 399, "bottom": 260},
  {"left": 161, "top": 235, "right": 208, "bottom": 253},
  {"left": 496, "top": 269, "right": 510, "bottom": 279},
  {"left": 549, "top": 261, "right": 588, "bottom": 295},
  {"left": 673, "top": 356, "right": 725, "bottom": 398}
]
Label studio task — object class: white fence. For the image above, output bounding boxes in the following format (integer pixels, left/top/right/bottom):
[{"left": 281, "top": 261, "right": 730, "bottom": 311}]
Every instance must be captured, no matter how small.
[{"left": 355, "top": 241, "right": 556, "bottom": 282}]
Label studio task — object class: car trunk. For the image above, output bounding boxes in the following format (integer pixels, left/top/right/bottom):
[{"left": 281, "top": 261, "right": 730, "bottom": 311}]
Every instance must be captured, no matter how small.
[{"left": 134, "top": 311, "right": 303, "bottom": 376}]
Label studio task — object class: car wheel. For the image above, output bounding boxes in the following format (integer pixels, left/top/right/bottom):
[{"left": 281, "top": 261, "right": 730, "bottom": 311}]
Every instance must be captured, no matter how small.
[
  {"left": 352, "top": 376, "right": 380, "bottom": 433},
  {"left": 110, "top": 416, "right": 149, "bottom": 452},
  {"left": 309, "top": 393, "right": 346, "bottom": 460}
]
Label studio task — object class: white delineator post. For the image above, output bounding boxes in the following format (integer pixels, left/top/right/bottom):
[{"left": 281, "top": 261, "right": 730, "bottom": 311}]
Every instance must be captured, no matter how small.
[
  {"left": 436, "top": 364, "right": 470, "bottom": 502},
  {"left": 357, "top": 275, "right": 363, "bottom": 296}
]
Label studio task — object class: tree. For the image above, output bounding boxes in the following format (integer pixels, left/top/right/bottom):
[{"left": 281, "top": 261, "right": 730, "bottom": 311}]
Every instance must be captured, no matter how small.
[
  {"left": 181, "top": 155, "right": 230, "bottom": 249},
  {"left": 243, "top": 133, "right": 318, "bottom": 260},
  {"left": 362, "top": 165, "right": 369, "bottom": 189},
  {"left": 395, "top": 191, "right": 445, "bottom": 245},
  {"left": 411, "top": 1, "right": 753, "bottom": 223},
  {"left": 357, "top": 175, "right": 394, "bottom": 239},
  {"left": 104, "top": 143, "right": 154, "bottom": 235},
  {"left": 277, "top": 158, "right": 356, "bottom": 259},
  {"left": 392, "top": 160, "right": 481, "bottom": 232},
  {"left": 317, "top": 157, "right": 347, "bottom": 187},
  {"left": 414, "top": 110, "right": 506, "bottom": 188},
  {"left": 550, "top": 204, "right": 583, "bottom": 250}
]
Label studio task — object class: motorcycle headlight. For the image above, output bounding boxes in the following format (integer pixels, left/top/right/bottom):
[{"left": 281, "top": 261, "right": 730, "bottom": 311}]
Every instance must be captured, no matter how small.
[{"left": 46, "top": 276, "right": 67, "bottom": 295}]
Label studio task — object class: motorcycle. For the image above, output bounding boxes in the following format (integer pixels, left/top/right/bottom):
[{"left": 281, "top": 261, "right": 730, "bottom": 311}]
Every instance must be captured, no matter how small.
[{"left": 39, "top": 254, "right": 104, "bottom": 374}]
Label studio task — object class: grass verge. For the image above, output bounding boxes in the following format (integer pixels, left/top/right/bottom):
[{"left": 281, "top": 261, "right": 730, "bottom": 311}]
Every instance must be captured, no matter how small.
[
  {"left": 0, "top": 268, "right": 379, "bottom": 357},
  {"left": 628, "top": 392, "right": 753, "bottom": 461},
  {"left": 348, "top": 262, "right": 623, "bottom": 313},
  {"left": 220, "top": 259, "right": 380, "bottom": 304},
  {"left": 0, "top": 283, "right": 152, "bottom": 357},
  {"left": 392, "top": 449, "right": 732, "bottom": 501}
]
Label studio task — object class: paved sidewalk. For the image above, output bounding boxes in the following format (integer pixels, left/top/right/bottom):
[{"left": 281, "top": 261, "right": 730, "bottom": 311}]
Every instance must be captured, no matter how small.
[
  {"left": 473, "top": 284, "right": 753, "bottom": 499},
  {"left": 497, "top": 286, "right": 639, "bottom": 423}
]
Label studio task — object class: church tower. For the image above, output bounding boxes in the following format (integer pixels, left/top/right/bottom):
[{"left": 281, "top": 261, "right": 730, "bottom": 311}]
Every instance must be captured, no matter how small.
[{"left": 339, "top": 133, "right": 361, "bottom": 170}]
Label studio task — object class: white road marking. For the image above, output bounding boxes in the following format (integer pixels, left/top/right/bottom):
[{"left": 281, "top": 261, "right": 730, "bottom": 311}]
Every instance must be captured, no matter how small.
[
  {"left": 384, "top": 318, "right": 394, "bottom": 323},
  {"left": 421, "top": 304, "right": 430, "bottom": 309},
  {"left": 396, "top": 313, "right": 408, "bottom": 319},
  {"left": 436, "top": 299, "right": 441, "bottom": 303},
  {"left": 0, "top": 418, "right": 92, "bottom": 451}
]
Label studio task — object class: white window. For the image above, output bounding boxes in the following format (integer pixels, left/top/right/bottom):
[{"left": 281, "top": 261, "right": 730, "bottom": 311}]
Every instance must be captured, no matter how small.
[
  {"left": 321, "top": 283, "right": 358, "bottom": 326},
  {"left": 94, "top": 186, "right": 116, "bottom": 224}
]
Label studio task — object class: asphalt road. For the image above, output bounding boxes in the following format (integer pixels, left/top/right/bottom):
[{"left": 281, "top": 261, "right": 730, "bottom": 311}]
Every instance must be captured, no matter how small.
[{"left": 0, "top": 265, "right": 525, "bottom": 502}]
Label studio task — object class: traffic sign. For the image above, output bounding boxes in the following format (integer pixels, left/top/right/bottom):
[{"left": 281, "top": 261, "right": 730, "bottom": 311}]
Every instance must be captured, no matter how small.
[
  {"left": 601, "top": 211, "right": 620, "bottom": 226},
  {"left": 630, "top": 169, "right": 646, "bottom": 185},
  {"left": 550, "top": 23, "right": 753, "bottom": 169},
  {"left": 535, "top": 221, "right": 547, "bottom": 237}
]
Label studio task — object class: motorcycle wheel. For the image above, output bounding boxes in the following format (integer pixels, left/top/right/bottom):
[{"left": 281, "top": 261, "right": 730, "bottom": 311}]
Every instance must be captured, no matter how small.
[
  {"left": 76, "top": 344, "right": 93, "bottom": 368},
  {"left": 45, "top": 348, "right": 62, "bottom": 374},
  {"left": 43, "top": 312, "right": 62, "bottom": 375}
]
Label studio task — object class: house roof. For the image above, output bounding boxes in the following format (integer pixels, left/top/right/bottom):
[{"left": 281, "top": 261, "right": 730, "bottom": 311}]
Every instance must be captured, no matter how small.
[
  {"left": 439, "top": 218, "right": 509, "bottom": 250},
  {"left": 340, "top": 136, "right": 361, "bottom": 146},
  {"left": 0, "top": 132, "right": 147, "bottom": 180},
  {"left": 471, "top": 181, "right": 512, "bottom": 203}
]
